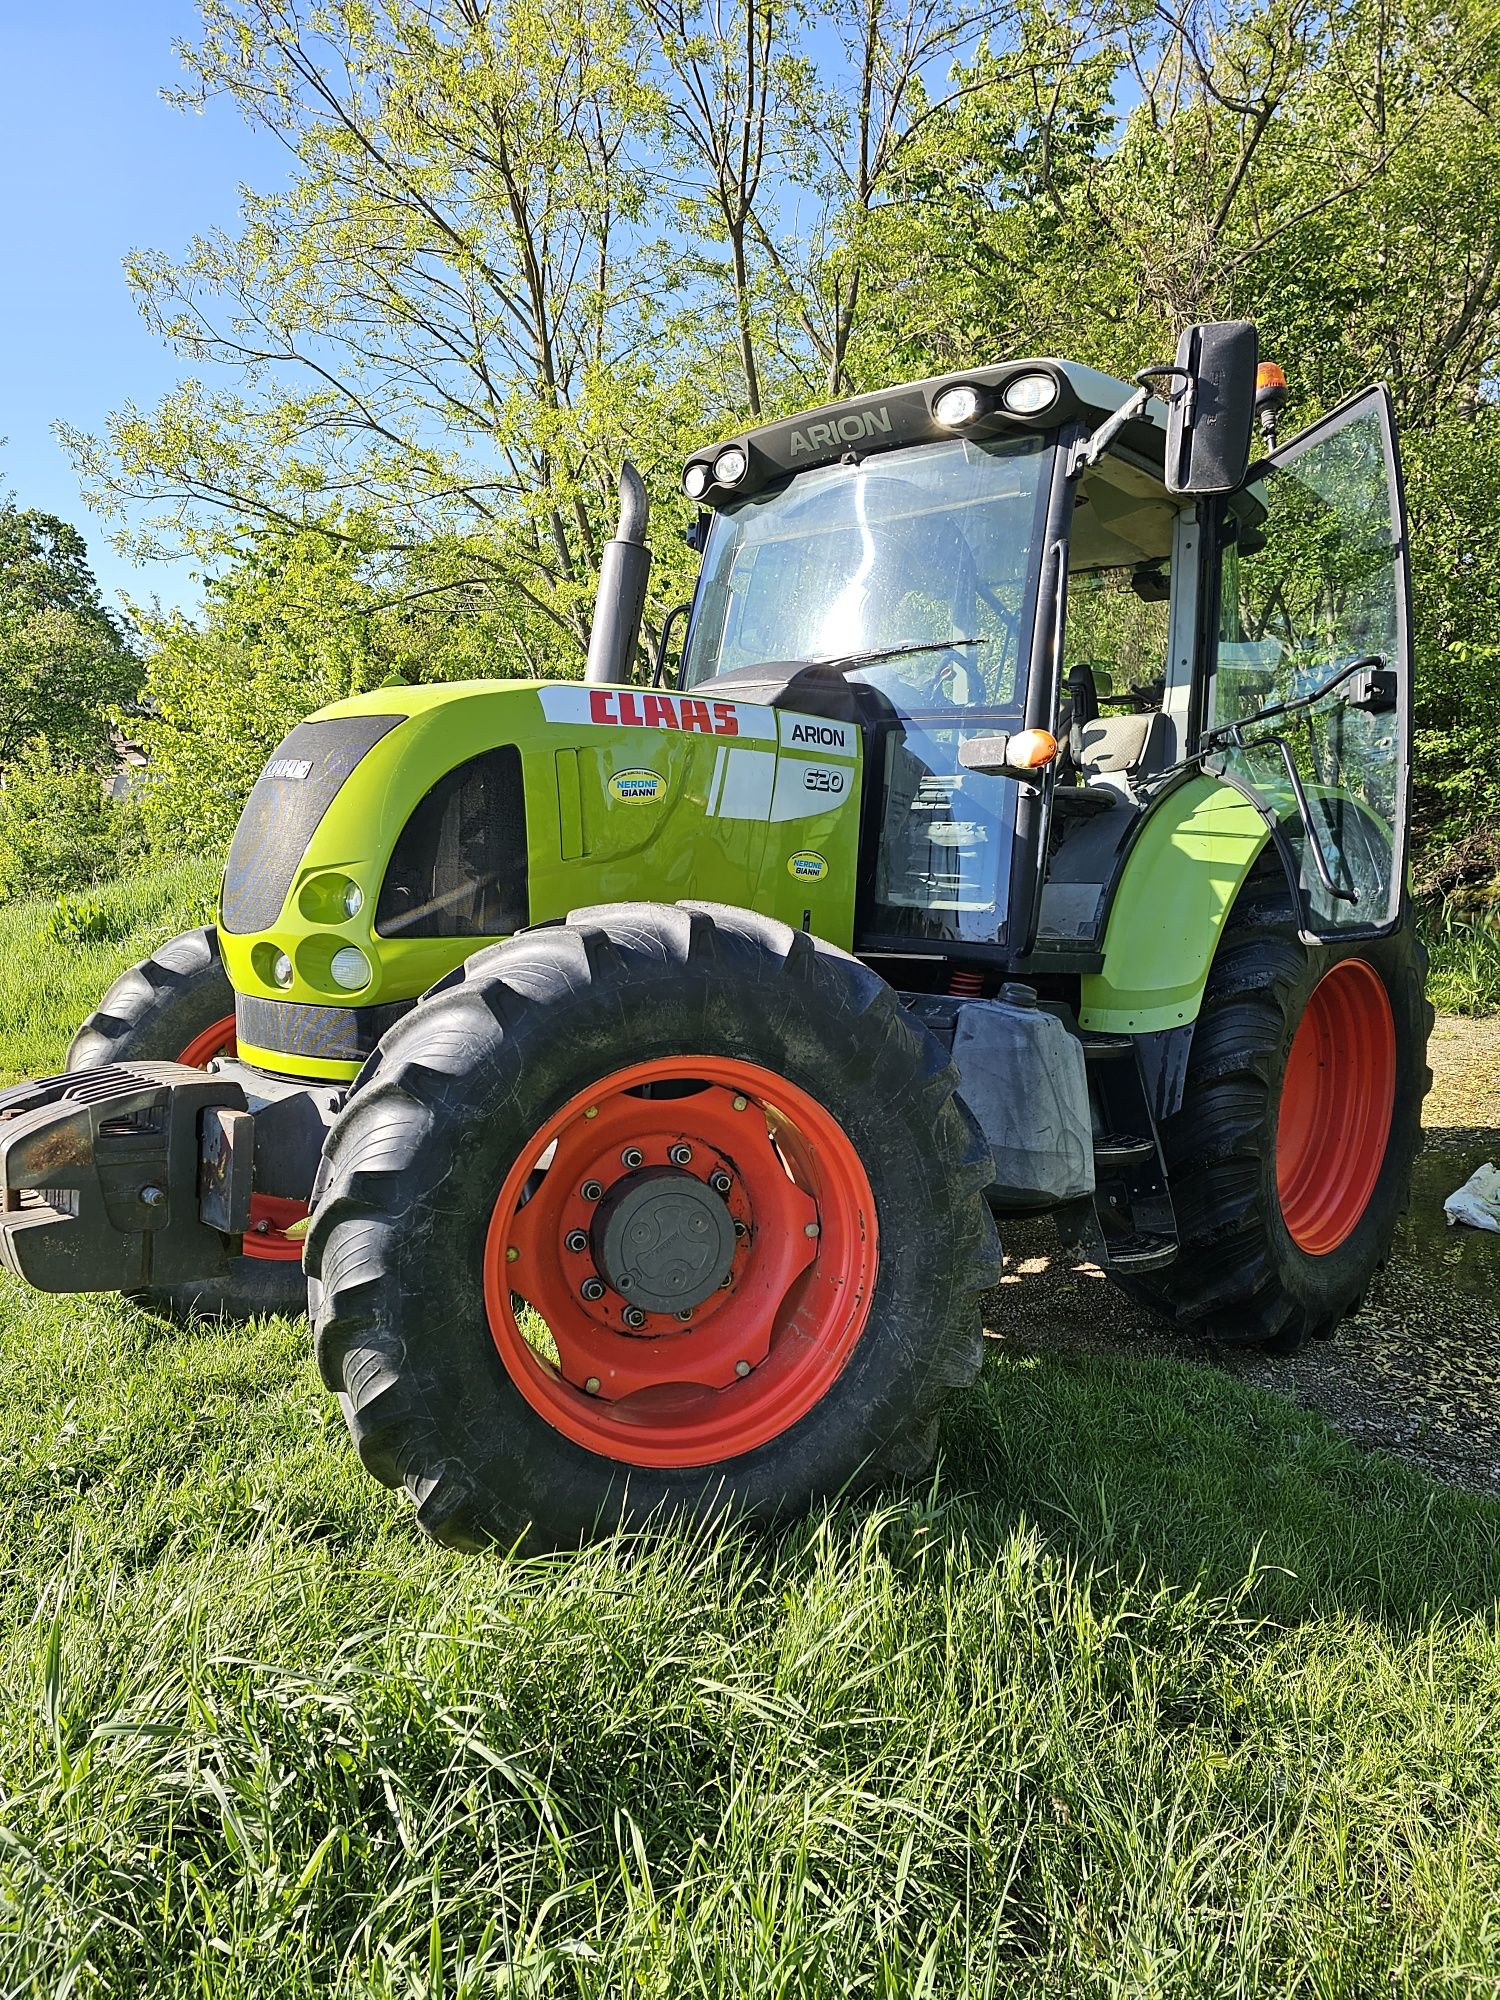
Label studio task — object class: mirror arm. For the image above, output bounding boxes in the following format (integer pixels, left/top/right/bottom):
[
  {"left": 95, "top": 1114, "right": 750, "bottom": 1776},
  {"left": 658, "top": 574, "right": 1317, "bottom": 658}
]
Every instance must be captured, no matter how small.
[
  {"left": 1070, "top": 365, "right": 1192, "bottom": 476},
  {"left": 1200, "top": 654, "right": 1385, "bottom": 748}
]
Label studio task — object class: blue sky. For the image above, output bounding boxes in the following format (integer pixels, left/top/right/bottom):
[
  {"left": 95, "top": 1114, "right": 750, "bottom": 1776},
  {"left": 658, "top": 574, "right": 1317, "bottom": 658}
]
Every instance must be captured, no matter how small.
[{"left": 0, "top": 3, "right": 281, "bottom": 615}]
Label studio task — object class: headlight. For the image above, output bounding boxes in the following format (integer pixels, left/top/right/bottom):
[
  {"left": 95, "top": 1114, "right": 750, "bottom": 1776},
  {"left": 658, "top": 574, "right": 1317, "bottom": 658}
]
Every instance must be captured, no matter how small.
[
  {"left": 683, "top": 461, "right": 710, "bottom": 500},
  {"left": 933, "top": 385, "right": 983, "bottom": 427},
  {"left": 1001, "top": 371, "right": 1059, "bottom": 416},
  {"left": 272, "top": 952, "right": 294, "bottom": 988},
  {"left": 712, "top": 445, "right": 748, "bottom": 486},
  {"left": 330, "top": 946, "right": 371, "bottom": 991},
  {"left": 342, "top": 880, "right": 363, "bottom": 919}
]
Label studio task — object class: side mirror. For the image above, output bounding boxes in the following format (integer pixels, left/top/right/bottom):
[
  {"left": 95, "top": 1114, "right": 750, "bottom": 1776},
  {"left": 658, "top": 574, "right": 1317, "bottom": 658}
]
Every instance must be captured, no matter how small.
[{"left": 1162, "top": 321, "right": 1258, "bottom": 497}]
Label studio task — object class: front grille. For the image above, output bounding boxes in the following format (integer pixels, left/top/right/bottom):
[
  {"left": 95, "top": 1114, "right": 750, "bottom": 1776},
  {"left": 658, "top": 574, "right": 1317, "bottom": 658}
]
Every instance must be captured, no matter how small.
[
  {"left": 235, "top": 993, "right": 413, "bottom": 1065},
  {"left": 221, "top": 716, "right": 403, "bottom": 934},
  {"left": 376, "top": 744, "right": 527, "bottom": 938}
]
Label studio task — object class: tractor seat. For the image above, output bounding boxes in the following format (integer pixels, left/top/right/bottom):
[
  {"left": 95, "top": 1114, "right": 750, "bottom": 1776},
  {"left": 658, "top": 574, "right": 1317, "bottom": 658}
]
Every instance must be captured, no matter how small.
[{"left": 1074, "top": 710, "right": 1166, "bottom": 781}]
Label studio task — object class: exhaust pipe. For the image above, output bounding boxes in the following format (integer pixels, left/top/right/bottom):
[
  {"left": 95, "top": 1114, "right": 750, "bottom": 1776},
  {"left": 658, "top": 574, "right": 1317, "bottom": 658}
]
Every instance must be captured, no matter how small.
[{"left": 584, "top": 461, "right": 651, "bottom": 687}]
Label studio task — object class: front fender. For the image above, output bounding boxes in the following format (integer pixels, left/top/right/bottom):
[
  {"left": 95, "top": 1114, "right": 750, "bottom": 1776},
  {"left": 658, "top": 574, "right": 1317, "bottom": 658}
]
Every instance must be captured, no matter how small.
[{"left": 1079, "top": 776, "right": 1273, "bottom": 1035}]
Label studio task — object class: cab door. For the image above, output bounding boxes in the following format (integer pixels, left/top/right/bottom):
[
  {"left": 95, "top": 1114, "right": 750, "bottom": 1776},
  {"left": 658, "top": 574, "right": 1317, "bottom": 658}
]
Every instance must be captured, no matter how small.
[{"left": 1209, "top": 386, "right": 1411, "bottom": 937}]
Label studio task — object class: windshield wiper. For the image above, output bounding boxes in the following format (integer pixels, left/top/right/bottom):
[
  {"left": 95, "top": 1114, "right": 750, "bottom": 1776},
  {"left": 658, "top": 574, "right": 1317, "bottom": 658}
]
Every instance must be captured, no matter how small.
[{"left": 817, "top": 637, "right": 984, "bottom": 670}]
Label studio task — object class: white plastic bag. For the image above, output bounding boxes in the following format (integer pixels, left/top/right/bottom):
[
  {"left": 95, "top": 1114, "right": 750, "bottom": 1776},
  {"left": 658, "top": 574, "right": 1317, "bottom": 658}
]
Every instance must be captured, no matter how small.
[{"left": 1444, "top": 1162, "right": 1500, "bottom": 1233}]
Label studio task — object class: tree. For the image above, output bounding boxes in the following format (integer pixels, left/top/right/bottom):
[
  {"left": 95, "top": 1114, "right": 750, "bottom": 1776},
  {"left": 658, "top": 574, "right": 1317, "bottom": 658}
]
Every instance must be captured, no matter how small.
[{"left": 0, "top": 501, "right": 139, "bottom": 765}]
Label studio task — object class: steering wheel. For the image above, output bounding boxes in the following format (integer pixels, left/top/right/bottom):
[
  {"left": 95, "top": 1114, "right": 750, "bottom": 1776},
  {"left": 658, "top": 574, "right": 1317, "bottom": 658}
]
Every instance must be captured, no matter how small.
[{"left": 919, "top": 651, "right": 980, "bottom": 709}]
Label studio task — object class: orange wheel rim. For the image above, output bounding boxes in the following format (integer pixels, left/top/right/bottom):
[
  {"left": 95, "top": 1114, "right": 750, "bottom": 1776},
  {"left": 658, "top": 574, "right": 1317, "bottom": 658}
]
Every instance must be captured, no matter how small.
[
  {"left": 175, "top": 1013, "right": 307, "bottom": 1261},
  {"left": 1276, "top": 959, "right": 1396, "bottom": 1256},
  {"left": 483, "top": 1056, "right": 879, "bottom": 1468}
]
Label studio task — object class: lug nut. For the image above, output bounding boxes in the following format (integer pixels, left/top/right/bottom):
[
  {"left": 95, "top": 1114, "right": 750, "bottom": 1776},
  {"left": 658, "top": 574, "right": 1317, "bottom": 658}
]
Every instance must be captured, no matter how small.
[
  {"left": 621, "top": 1147, "right": 644, "bottom": 1169},
  {"left": 668, "top": 1143, "right": 693, "bottom": 1167},
  {"left": 733, "top": 1219, "right": 749, "bottom": 1238},
  {"left": 720, "top": 1274, "right": 734, "bottom": 1289},
  {"left": 675, "top": 1308, "right": 693, "bottom": 1322},
  {"left": 804, "top": 1221, "right": 820, "bottom": 1238},
  {"left": 710, "top": 1171, "right": 732, "bottom": 1196},
  {"left": 505, "top": 1245, "right": 519, "bottom": 1262},
  {"left": 564, "top": 1229, "right": 588, "bottom": 1253},
  {"left": 581, "top": 1180, "right": 604, "bottom": 1202},
  {"left": 735, "top": 1359, "right": 752, "bottom": 1378},
  {"left": 585, "top": 1376, "right": 601, "bottom": 1394},
  {"left": 623, "top": 1306, "right": 647, "bottom": 1329},
  {"left": 731, "top": 1095, "right": 748, "bottom": 1111},
  {"left": 581, "top": 1278, "right": 605, "bottom": 1302}
]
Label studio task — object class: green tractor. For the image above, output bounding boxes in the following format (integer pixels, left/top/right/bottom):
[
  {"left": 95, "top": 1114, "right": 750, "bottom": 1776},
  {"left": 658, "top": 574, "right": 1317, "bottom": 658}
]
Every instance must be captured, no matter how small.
[{"left": 0, "top": 322, "right": 1429, "bottom": 1549}]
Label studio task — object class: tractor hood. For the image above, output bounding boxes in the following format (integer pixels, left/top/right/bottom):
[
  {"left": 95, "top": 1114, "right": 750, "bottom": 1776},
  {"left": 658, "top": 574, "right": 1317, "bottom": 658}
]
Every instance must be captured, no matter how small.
[{"left": 216, "top": 679, "right": 866, "bottom": 1081}]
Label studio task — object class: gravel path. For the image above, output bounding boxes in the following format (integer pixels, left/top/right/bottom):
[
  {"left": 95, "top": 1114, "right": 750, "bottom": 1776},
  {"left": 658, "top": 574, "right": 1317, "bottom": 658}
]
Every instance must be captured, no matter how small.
[{"left": 984, "top": 1015, "right": 1500, "bottom": 1495}]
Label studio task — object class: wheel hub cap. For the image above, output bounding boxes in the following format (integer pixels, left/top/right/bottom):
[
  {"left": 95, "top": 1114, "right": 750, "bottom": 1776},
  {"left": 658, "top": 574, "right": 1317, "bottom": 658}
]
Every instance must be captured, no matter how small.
[{"left": 594, "top": 1168, "right": 737, "bottom": 1313}]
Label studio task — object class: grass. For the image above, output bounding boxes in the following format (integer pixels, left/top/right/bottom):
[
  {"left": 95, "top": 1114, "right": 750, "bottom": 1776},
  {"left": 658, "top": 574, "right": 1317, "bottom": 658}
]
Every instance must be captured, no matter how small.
[
  {"left": 1426, "top": 904, "right": 1500, "bottom": 1016},
  {"left": 0, "top": 858, "right": 220, "bottom": 1084},
  {"left": 0, "top": 862, "right": 1497, "bottom": 1995}
]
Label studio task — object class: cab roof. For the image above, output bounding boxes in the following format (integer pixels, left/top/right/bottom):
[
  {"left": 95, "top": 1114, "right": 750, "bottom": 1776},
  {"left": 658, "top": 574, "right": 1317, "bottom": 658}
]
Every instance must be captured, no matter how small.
[{"left": 683, "top": 359, "right": 1170, "bottom": 507}]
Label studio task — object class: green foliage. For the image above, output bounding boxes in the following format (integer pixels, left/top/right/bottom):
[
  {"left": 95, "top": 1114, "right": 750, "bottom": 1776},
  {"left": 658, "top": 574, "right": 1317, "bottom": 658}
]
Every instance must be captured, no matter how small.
[
  {"left": 1426, "top": 905, "right": 1500, "bottom": 1015},
  {"left": 50, "top": 0, "right": 1500, "bottom": 862},
  {"left": 0, "top": 745, "right": 146, "bottom": 901},
  {"left": 0, "top": 499, "right": 140, "bottom": 767}
]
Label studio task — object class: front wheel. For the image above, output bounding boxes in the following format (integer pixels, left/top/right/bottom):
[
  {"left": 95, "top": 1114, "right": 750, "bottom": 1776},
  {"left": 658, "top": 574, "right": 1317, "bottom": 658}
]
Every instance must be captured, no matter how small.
[
  {"left": 1113, "top": 877, "right": 1432, "bottom": 1351},
  {"left": 307, "top": 903, "right": 999, "bottom": 1550}
]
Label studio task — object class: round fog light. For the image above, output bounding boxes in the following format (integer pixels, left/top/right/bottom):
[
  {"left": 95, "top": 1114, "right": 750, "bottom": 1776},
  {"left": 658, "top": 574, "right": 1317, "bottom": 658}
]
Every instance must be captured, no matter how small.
[
  {"left": 712, "top": 445, "right": 748, "bottom": 486},
  {"left": 330, "top": 946, "right": 371, "bottom": 991},
  {"left": 934, "top": 385, "right": 983, "bottom": 427},
  {"left": 1001, "top": 371, "right": 1059, "bottom": 416},
  {"left": 272, "top": 952, "right": 294, "bottom": 988},
  {"left": 342, "top": 880, "right": 363, "bottom": 918}
]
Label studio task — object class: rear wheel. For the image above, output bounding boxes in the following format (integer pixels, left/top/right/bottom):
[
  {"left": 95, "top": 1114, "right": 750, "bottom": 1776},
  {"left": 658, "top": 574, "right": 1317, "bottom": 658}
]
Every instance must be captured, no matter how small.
[
  {"left": 1113, "top": 877, "right": 1431, "bottom": 1351},
  {"left": 67, "top": 927, "right": 309, "bottom": 1320},
  {"left": 307, "top": 902, "right": 999, "bottom": 1550}
]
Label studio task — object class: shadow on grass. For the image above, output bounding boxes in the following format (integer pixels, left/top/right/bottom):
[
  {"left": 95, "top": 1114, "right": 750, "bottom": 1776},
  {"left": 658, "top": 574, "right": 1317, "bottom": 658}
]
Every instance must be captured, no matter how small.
[{"left": 927, "top": 1333, "right": 1500, "bottom": 1633}]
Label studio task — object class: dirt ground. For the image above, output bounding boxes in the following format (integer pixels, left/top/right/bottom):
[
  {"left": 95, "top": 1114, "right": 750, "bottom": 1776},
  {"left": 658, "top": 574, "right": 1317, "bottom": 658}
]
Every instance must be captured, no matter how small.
[{"left": 985, "top": 1015, "right": 1500, "bottom": 1495}]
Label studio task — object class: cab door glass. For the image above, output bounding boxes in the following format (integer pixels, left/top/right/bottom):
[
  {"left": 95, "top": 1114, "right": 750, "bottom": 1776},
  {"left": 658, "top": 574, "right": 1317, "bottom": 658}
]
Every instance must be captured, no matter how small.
[{"left": 1213, "top": 390, "right": 1408, "bottom": 934}]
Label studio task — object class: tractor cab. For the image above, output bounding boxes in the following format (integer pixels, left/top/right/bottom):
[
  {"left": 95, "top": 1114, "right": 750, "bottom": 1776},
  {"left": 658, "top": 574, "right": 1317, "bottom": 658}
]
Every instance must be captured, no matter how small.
[{"left": 672, "top": 334, "right": 1411, "bottom": 980}]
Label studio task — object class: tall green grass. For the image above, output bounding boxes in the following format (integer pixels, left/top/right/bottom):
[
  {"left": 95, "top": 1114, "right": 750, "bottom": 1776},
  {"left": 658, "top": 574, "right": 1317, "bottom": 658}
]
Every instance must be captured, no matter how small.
[
  {"left": 0, "top": 863, "right": 1497, "bottom": 1992},
  {"left": 0, "top": 857, "right": 219, "bottom": 1083},
  {"left": 0, "top": 1282, "right": 1497, "bottom": 1998},
  {"left": 1426, "top": 904, "right": 1500, "bottom": 1016}
]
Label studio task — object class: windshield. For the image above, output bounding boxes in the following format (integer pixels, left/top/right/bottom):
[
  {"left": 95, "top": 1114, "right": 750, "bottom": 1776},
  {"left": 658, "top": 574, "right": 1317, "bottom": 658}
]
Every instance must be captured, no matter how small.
[
  {"left": 681, "top": 433, "right": 1051, "bottom": 717},
  {"left": 680, "top": 432, "right": 1055, "bottom": 949}
]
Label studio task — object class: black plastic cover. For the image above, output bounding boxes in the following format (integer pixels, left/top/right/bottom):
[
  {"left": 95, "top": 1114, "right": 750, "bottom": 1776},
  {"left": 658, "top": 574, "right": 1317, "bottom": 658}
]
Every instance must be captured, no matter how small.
[
  {"left": 375, "top": 744, "right": 528, "bottom": 938},
  {"left": 221, "top": 715, "right": 402, "bottom": 934}
]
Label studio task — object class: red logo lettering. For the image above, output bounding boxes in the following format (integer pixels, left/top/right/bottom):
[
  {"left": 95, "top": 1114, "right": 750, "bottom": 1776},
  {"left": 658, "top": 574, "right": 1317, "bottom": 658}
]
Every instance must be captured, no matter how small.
[
  {"left": 679, "top": 698, "right": 712, "bottom": 733},
  {"left": 588, "top": 689, "right": 616, "bottom": 724},
  {"left": 711, "top": 700, "right": 740, "bottom": 737},
  {"left": 643, "top": 693, "right": 678, "bottom": 729},
  {"left": 618, "top": 691, "right": 644, "bottom": 727}
]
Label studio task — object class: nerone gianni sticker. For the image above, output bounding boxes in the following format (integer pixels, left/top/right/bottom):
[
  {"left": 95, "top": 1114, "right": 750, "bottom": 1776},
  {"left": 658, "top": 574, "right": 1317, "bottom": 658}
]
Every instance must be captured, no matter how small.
[
  {"left": 787, "top": 850, "right": 829, "bottom": 881},
  {"left": 608, "top": 768, "right": 666, "bottom": 802}
]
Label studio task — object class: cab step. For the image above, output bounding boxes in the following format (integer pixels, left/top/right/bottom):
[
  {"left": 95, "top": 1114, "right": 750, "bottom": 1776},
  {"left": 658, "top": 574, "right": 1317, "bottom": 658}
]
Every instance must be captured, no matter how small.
[
  {"left": 1100, "top": 1230, "right": 1178, "bottom": 1272},
  {"left": 1092, "top": 1131, "right": 1156, "bottom": 1168}
]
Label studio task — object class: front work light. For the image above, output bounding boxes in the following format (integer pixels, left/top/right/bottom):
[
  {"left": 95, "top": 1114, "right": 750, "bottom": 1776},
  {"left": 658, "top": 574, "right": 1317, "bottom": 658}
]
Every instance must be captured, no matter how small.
[
  {"left": 933, "top": 385, "right": 983, "bottom": 427},
  {"left": 330, "top": 947, "right": 372, "bottom": 991},
  {"left": 1001, "top": 372, "right": 1059, "bottom": 416},
  {"left": 712, "top": 446, "right": 748, "bottom": 486},
  {"left": 683, "top": 461, "right": 710, "bottom": 500}
]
